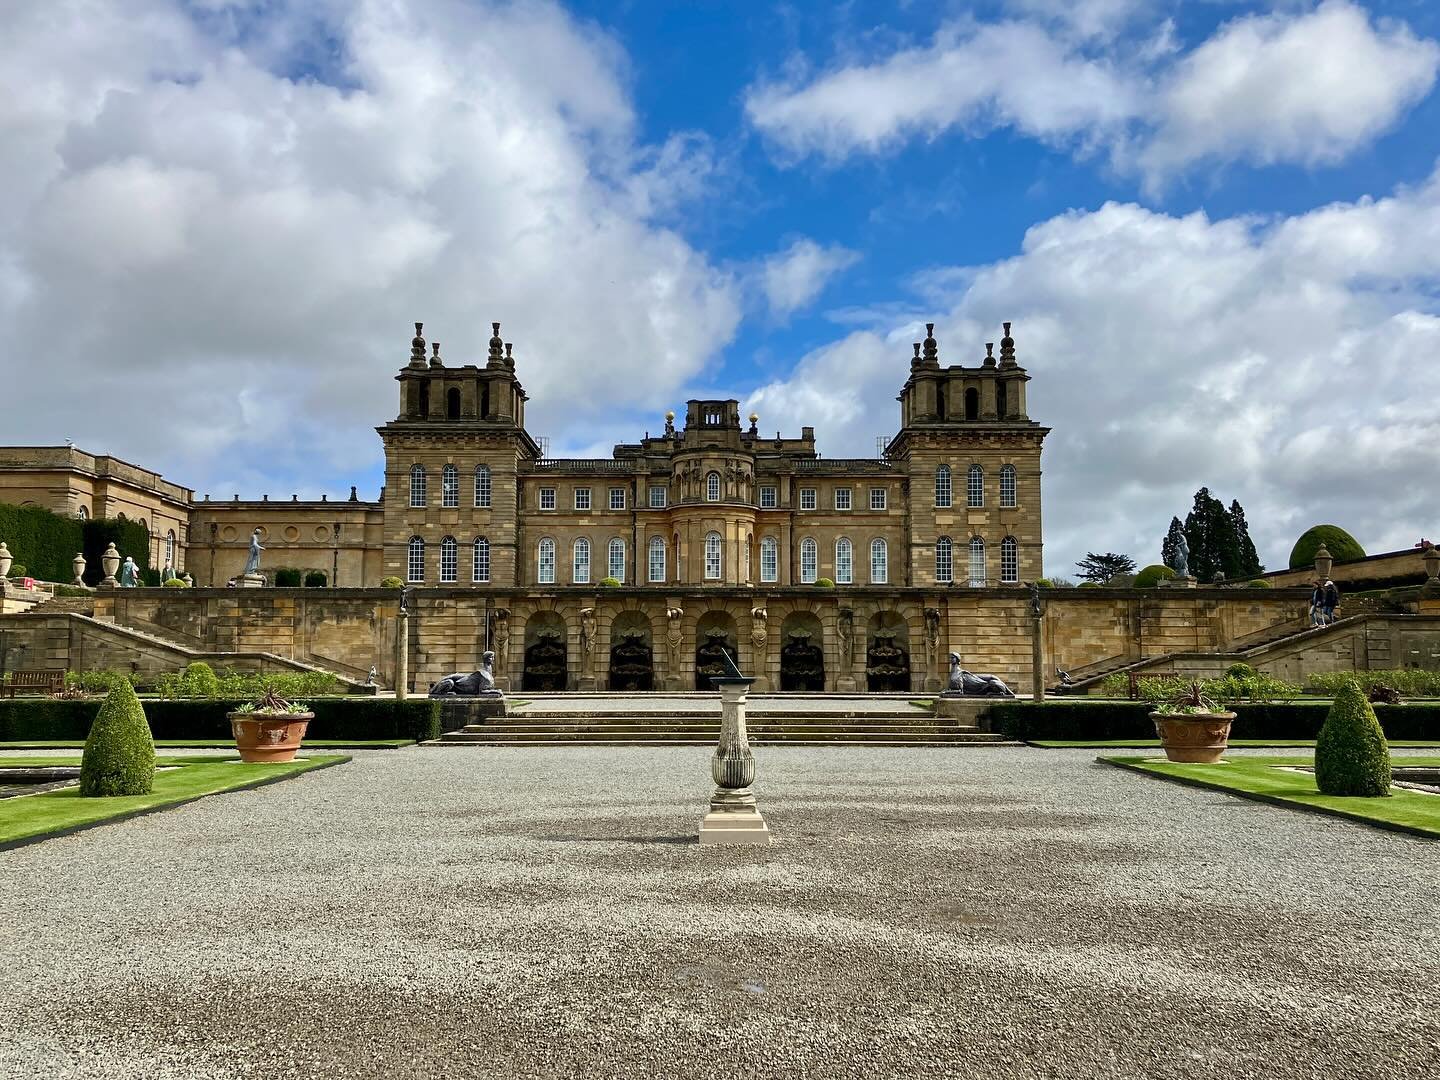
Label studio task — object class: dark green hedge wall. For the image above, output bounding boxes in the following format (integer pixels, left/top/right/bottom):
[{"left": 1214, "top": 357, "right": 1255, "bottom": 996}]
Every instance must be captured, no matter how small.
[
  {"left": 0, "top": 502, "right": 152, "bottom": 584},
  {"left": 0, "top": 698, "right": 441, "bottom": 742},
  {"left": 990, "top": 701, "right": 1440, "bottom": 741}
]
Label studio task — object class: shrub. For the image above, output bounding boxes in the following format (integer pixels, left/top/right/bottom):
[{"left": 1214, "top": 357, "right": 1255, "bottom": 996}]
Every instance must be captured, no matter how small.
[
  {"left": 1225, "top": 663, "right": 1256, "bottom": 680},
  {"left": 63, "top": 670, "right": 137, "bottom": 694},
  {"left": 815, "top": 577, "right": 835, "bottom": 588},
  {"left": 1077, "top": 581, "right": 1100, "bottom": 589},
  {"left": 54, "top": 583, "right": 91, "bottom": 597},
  {"left": 1315, "top": 681, "right": 1391, "bottom": 797},
  {"left": 180, "top": 662, "right": 220, "bottom": 698},
  {"left": 274, "top": 568, "right": 303, "bottom": 588},
  {"left": 1307, "top": 669, "right": 1440, "bottom": 698},
  {"left": 1247, "top": 579, "right": 1271, "bottom": 588},
  {"left": 599, "top": 577, "right": 621, "bottom": 588},
  {"left": 380, "top": 576, "right": 404, "bottom": 589},
  {"left": 8, "top": 563, "right": 27, "bottom": 578},
  {"left": 1133, "top": 564, "right": 1177, "bottom": 588},
  {"left": 78, "top": 682, "right": 155, "bottom": 797},
  {"left": 989, "top": 700, "right": 1440, "bottom": 742},
  {"left": 1289, "top": 525, "right": 1365, "bottom": 570},
  {"left": 162, "top": 577, "right": 190, "bottom": 588},
  {"left": 304, "top": 570, "right": 327, "bottom": 588}
]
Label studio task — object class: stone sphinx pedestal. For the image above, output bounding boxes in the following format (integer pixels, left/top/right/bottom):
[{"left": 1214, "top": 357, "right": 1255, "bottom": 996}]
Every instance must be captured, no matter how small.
[{"left": 437, "top": 695, "right": 508, "bottom": 733}]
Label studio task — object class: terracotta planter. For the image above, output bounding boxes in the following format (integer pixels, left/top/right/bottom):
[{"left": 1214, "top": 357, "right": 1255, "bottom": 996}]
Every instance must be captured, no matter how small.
[
  {"left": 228, "top": 711, "right": 313, "bottom": 763},
  {"left": 1150, "top": 711, "right": 1236, "bottom": 764}
]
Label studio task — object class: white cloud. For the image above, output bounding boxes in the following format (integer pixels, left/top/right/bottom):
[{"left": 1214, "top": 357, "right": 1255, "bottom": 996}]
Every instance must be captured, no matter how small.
[
  {"left": 0, "top": 0, "right": 740, "bottom": 495},
  {"left": 745, "top": 21, "right": 1140, "bottom": 162},
  {"left": 746, "top": 2, "right": 1440, "bottom": 186},
  {"left": 758, "top": 238, "right": 861, "bottom": 317},
  {"left": 1138, "top": 0, "right": 1440, "bottom": 181},
  {"left": 745, "top": 169, "right": 1440, "bottom": 574}
]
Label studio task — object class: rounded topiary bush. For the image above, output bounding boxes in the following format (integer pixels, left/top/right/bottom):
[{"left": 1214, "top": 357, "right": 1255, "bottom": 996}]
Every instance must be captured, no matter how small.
[
  {"left": 162, "top": 577, "right": 189, "bottom": 588},
  {"left": 815, "top": 577, "right": 836, "bottom": 588},
  {"left": 1247, "top": 578, "right": 1271, "bottom": 588},
  {"left": 1289, "top": 525, "right": 1365, "bottom": 570},
  {"left": 181, "top": 661, "right": 219, "bottom": 698},
  {"left": 1315, "top": 680, "right": 1391, "bottom": 797},
  {"left": 1077, "top": 581, "right": 1100, "bottom": 589},
  {"left": 1134, "top": 564, "right": 1177, "bottom": 588},
  {"left": 1225, "top": 662, "right": 1256, "bottom": 680},
  {"left": 303, "top": 570, "right": 327, "bottom": 588},
  {"left": 380, "top": 576, "right": 404, "bottom": 589},
  {"left": 9, "top": 563, "right": 26, "bottom": 578},
  {"left": 274, "top": 568, "right": 303, "bottom": 588},
  {"left": 599, "top": 576, "right": 621, "bottom": 588},
  {"left": 79, "top": 682, "right": 156, "bottom": 797}
]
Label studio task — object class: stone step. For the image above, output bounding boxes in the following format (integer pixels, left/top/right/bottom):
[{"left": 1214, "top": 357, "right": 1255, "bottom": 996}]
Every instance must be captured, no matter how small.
[{"left": 433, "top": 728, "right": 1007, "bottom": 745}]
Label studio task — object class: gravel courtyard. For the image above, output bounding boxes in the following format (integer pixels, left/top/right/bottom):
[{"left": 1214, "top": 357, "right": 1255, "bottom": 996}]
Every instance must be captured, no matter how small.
[{"left": 2, "top": 746, "right": 1437, "bottom": 1079}]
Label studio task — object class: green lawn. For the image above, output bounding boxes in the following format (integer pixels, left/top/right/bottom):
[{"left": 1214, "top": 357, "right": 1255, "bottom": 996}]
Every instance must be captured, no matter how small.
[
  {"left": 1102, "top": 754, "right": 1440, "bottom": 840},
  {"left": 1032, "top": 739, "right": 1440, "bottom": 748},
  {"left": 0, "top": 739, "right": 411, "bottom": 750},
  {"left": 0, "top": 753, "right": 347, "bottom": 848}
]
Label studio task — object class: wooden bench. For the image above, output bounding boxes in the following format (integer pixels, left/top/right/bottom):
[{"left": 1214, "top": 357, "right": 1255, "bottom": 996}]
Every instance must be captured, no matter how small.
[{"left": 0, "top": 671, "right": 65, "bottom": 698}]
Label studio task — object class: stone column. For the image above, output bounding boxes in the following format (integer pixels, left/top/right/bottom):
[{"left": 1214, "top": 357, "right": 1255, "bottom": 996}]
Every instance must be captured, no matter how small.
[
  {"left": 699, "top": 662, "right": 770, "bottom": 846},
  {"left": 395, "top": 608, "right": 409, "bottom": 700},
  {"left": 1030, "top": 608, "right": 1045, "bottom": 702}
]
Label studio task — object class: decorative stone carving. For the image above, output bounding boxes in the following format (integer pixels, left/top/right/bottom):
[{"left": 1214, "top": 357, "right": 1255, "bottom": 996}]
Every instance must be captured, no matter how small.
[
  {"left": 579, "top": 607, "right": 598, "bottom": 676},
  {"left": 837, "top": 608, "right": 855, "bottom": 672},
  {"left": 243, "top": 529, "right": 265, "bottom": 576},
  {"left": 923, "top": 607, "right": 940, "bottom": 670},
  {"left": 749, "top": 606, "right": 767, "bottom": 656},
  {"left": 1167, "top": 533, "right": 1190, "bottom": 581},
  {"left": 491, "top": 608, "right": 510, "bottom": 680},
  {"left": 429, "top": 650, "right": 502, "bottom": 697},
  {"left": 666, "top": 606, "right": 684, "bottom": 676},
  {"left": 0, "top": 542, "right": 11, "bottom": 579},
  {"left": 944, "top": 652, "right": 1014, "bottom": 697}
]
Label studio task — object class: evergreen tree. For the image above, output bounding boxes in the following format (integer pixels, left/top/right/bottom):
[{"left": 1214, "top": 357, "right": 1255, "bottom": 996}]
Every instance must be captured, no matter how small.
[
  {"left": 1161, "top": 517, "right": 1185, "bottom": 570},
  {"left": 1075, "top": 552, "right": 1137, "bottom": 583},
  {"left": 1229, "top": 499, "right": 1264, "bottom": 576},
  {"left": 1183, "top": 489, "right": 1218, "bottom": 582}
]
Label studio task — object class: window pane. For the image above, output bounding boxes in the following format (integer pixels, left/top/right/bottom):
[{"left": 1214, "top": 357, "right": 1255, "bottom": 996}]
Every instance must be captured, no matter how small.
[
  {"left": 800, "top": 538, "right": 817, "bottom": 583},
  {"left": 1001, "top": 536, "right": 1019, "bottom": 583},
  {"left": 608, "top": 538, "right": 625, "bottom": 582},
  {"left": 835, "top": 538, "right": 852, "bottom": 584},
  {"left": 610, "top": 487, "right": 625, "bottom": 510},
  {"left": 759, "top": 485, "right": 777, "bottom": 508},
  {"left": 935, "top": 466, "right": 951, "bottom": 508},
  {"left": 648, "top": 536, "right": 666, "bottom": 581},
  {"left": 936, "top": 537, "right": 953, "bottom": 583},
  {"left": 871, "top": 539, "right": 888, "bottom": 583},
  {"left": 706, "top": 472, "right": 721, "bottom": 502},
  {"left": 760, "top": 537, "right": 778, "bottom": 582},
  {"left": 440, "top": 536, "right": 458, "bottom": 582},
  {"left": 575, "top": 488, "right": 591, "bottom": 510},
  {"left": 407, "top": 536, "right": 425, "bottom": 582},
  {"left": 409, "top": 465, "right": 426, "bottom": 507},
  {"left": 705, "top": 532, "right": 722, "bottom": 579},
  {"left": 800, "top": 488, "right": 816, "bottom": 510},
  {"left": 442, "top": 464, "right": 458, "bottom": 507},
  {"left": 1000, "top": 465, "right": 1017, "bottom": 508},
  {"left": 540, "top": 487, "right": 555, "bottom": 510},
  {"left": 475, "top": 466, "right": 492, "bottom": 507},
  {"left": 649, "top": 485, "right": 667, "bottom": 508},
  {"left": 969, "top": 537, "right": 986, "bottom": 587},
  {"left": 968, "top": 465, "right": 984, "bottom": 508},
  {"left": 473, "top": 538, "right": 490, "bottom": 582},
  {"left": 538, "top": 539, "right": 555, "bottom": 583},
  {"left": 835, "top": 488, "right": 851, "bottom": 511},
  {"left": 870, "top": 488, "right": 886, "bottom": 510},
  {"left": 573, "top": 538, "right": 590, "bottom": 583}
]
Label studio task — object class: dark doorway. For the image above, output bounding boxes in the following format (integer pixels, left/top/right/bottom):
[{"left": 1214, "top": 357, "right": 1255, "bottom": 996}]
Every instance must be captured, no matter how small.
[
  {"left": 523, "top": 629, "right": 568, "bottom": 691},
  {"left": 446, "top": 387, "right": 461, "bottom": 419},
  {"left": 780, "top": 632, "right": 825, "bottom": 691},
  {"left": 866, "top": 631, "right": 911, "bottom": 692},
  {"left": 965, "top": 387, "right": 979, "bottom": 421},
  {"left": 609, "top": 630, "right": 653, "bottom": 691}
]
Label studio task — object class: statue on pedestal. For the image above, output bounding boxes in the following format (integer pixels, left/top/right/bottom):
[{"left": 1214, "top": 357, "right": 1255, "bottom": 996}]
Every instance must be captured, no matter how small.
[
  {"left": 945, "top": 652, "right": 1015, "bottom": 697},
  {"left": 243, "top": 529, "right": 265, "bottom": 576},
  {"left": 429, "top": 650, "right": 503, "bottom": 697},
  {"left": 836, "top": 608, "right": 854, "bottom": 672},
  {"left": 579, "top": 607, "right": 598, "bottom": 676},
  {"left": 1167, "top": 534, "right": 1190, "bottom": 581}
]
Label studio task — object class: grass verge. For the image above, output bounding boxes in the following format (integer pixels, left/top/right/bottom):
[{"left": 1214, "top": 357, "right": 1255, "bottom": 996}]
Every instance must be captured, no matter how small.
[
  {"left": 1101, "top": 754, "right": 1440, "bottom": 840},
  {"left": 0, "top": 753, "right": 348, "bottom": 849},
  {"left": 1, "top": 739, "right": 410, "bottom": 750},
  {"left": 1032, "top": 739, "right": 1440, "bottom": 749}
]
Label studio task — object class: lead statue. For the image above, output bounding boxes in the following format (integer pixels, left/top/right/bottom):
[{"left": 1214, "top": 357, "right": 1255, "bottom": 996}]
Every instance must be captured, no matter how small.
[
  {"left": 243, "top": 529, "right": 264, "bottom": 576},
  {"left": 429, "top": 650, "right": 502, "bottom": 697},
  {"left": 1168, "top": 533, "right": 1190, "bottom": 581},
  {"left": 946, "top": 652, "right": 1015, "bottom": 697}
]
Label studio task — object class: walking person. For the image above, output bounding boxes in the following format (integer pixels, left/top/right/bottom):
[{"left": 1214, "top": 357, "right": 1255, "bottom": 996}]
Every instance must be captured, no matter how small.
[
  {"left": 1310, "top": 581, "right": 1325, "bottom": 627},
  {"left": 1321, "top": 578, "right": 1340, "bottom": 625}
]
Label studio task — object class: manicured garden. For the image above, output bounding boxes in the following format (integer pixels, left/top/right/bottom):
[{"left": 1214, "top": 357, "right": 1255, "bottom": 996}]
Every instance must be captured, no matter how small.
[{"left": 0, "top": 753, "right": 347, "bottom": 848}]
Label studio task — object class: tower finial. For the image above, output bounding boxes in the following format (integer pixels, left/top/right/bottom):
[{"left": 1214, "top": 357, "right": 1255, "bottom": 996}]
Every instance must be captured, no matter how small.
[
  {"left": 410, "top": 322, "right": 426, "bottom": 367},
  {"left": 504, "top": 342, "right": 514, "bottom": 369},
  {"left": 488, "top": 322, "right": 504, "bottom": 367},
  {"left": 922, "top": 322, "right": 939, "bottom": 365},
  {"left": 1000, "top": 321, "right": 1016, "bottom": 367},
  {"left": 430, "top": 341, "right": 443, "bottom": 368},
  {"left": 983, "top": 342, "right": 995, "bottom": 367}
]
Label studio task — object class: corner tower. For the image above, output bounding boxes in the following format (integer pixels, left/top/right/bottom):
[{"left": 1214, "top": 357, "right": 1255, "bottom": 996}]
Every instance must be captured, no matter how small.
[{"left": 887, "top": 322, "right": 1048, "bottom": 587}]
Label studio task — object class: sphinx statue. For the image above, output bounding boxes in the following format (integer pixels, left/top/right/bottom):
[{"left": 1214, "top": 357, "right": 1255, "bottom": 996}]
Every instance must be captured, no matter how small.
[
  {"left": 429, "top": 650, "right": 503, "bottom": 698},
  {"left": 945, "top": 652, "right": 1015, "bottom": 697}
]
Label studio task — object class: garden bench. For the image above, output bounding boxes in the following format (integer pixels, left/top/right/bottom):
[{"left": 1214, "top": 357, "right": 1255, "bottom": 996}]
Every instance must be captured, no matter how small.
[{"left": 0, "top": 671, "right": 65, "bottom": 698}]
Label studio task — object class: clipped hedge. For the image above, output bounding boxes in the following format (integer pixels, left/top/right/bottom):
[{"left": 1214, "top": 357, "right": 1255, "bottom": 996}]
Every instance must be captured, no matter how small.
[
  {"left": 79, "top": 683, "right": 155, "bottom": 796},
  {"left": 0, "top": 697, "right": 441, "bottom": 742},
  {"left": 991, "top": 700, "right": 1440, "bottom": 741},
  {"left": 0, "top": 502, "right": 152, "bottom": 585},
  {"left": 1315, "top": 681, "right": 1391, "bottom": 796},
  {"left": 1134, "top": 564, "right": 1177, "bottom": 588},
  {"left": 1289, "top": 525, "right": 1365, "bottom": 570}
]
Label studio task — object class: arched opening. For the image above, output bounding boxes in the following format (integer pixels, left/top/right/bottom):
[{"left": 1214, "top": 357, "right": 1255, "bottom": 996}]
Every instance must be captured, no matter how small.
[
  {"left": 419, "top": 381, "right": 430, "bottom": 419},
  {"left": 694, "top": 611, "right": 739, "bottom": 690},
  {"left": 446, "top": 387, "right": 461, "bottom": 420},
  {"left": 936, "top": 382, "right": 946, "bottom": 420},
  {"left": 480, "top": 384, "right": 491, "bottom": 418},
  {"left": 996, "top": 380, "right": 1008, "bottom": 418},
  {"left": 866, "top": 611, "right": 911, "bottom": 692},
  {"left": 779, "top": 611, "right": 825, "bottom": 691},
  {"left": 523, "top": 611, "right": 568, "bottom": 691},
  {"left": 964, "top": 387, "right": 979, "bottom": 421},
  {"left": 609, "top": 610, "right": 654, "bottom": 691}
]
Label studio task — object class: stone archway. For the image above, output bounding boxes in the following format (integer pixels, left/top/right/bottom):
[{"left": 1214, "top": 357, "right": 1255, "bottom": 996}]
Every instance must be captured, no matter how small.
[
  {"left": 694, "top": 611, "right": 738, "bottom": 690},
  {"left": 522, "top": 610, "right": 568, "bottom": 691},
  {"left": 866, "top": 610, "right": 912, "bottom": 692},
  {"left": 779, "top": 611, "right": 824, "bottom": 691},
  {"left": 609, "top": 610, "right": 654, "bottom": 691}
]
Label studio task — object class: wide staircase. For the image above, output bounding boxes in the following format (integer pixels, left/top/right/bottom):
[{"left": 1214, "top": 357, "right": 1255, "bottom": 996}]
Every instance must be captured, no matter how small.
[{"left": 433, "top": 694, "right": 1011, "bottom": 747}]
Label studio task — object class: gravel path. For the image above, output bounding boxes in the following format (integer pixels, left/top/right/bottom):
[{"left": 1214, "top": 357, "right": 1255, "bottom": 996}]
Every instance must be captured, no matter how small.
[{"left": 1, "top": 746, "right": 1437, "bottom": 1079}]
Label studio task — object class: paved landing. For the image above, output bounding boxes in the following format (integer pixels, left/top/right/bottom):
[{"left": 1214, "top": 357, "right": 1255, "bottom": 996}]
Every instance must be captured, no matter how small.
[{"left": 1, "top": 747, "right": 1436, "bottom": 1079}]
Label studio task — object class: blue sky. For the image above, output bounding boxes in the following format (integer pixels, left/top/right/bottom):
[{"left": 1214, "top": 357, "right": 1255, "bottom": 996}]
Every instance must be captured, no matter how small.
[{"left": 3, "top": 0, "right": 1439, "bottom": 576}]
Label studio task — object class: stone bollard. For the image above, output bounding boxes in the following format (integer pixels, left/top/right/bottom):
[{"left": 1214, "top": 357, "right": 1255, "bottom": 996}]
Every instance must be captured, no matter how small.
[
  {"left": 698, "top": 650, "right": 770, "bottom": 846},
  {"left": 395, "top": 607, "right": 409, "bottom": 701}
]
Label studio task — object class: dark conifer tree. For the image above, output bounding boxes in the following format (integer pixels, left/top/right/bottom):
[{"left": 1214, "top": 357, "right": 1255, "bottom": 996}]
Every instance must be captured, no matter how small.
[{"left": 1229, "top": 499, "right": 1264, "bottom": 576}]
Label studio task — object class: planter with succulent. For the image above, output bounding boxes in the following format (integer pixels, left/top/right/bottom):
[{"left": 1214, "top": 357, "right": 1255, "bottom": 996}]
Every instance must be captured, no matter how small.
[
  {"left": 228, "top": 688, "right": 314, "bottom": 763},
  {"left": 1148, "top": 681, "right": 1236, "bottom": 764}
]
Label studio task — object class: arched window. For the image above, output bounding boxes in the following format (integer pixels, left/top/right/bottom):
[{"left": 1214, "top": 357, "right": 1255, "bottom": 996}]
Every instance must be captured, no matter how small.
[
  {"left": 439, "top": 536, "right": 458, "bottom": 582},
  {"left": 446, "top": 387, "right": 461, "bottom": 420},
  {"left": 934, "top": 465, "right": 952, "bottom": 508},
  {"left": 706, "top": 471, "right": 721, "bottom": 502},
  {"left": 800, "top": 537, "right": 818, "bottom": 583},
  {"left": 474, "top": 464, "right": 492, "bottom": 508},
  {"left": 968, "top": 536, "right": 986, "bottom": 587},
  {"left": 834, "top": 538, "right": 853, "bottom": 584},
  {"left": 999, "top": 464, "right": 1017, "bottom": 508},
  {"left": 608, "top": 537, "right": 625, "bottom": 583},
  {"left": 965, "top": 387, "right": 979, "bottom": 421},
  {"left": 573, "top": 537, "right": 591, "bottom": 584},
  {"left": 936, "top": 536, "right": 954, "bottom": 584},
  {"left": 409, "top": 464, "right": 427, "bottom": 507},
  {"left": 76, "top": 505, "right": 89, "bottom": 520},
  {"left": 441, "top": 463, "right": 459, "bottom": 507},
  {"left": 537, "top": 538, "right": 556, "bottom": 584},
  {"left": 407, "top": 536, "right": 425, "bottom": 582},
  {"left": 870, "top": 538, "right": 888, "bottom": 584},
  {"left": 1001, "top": 536, "right": 1019, "bottom": 584},
  {"left": 165, "top": 530, "right": 176, "bottom": 567},
  {"left": 473, "top": 538, "right": 490, "bottom": 582},
  {"left": 648, "top": 536, "right": 666, "bottom": 582},
  {"left": 704, "top": 532, "right": 723, "bottom": 580},
  {"left": 760, "top": 536, "right": 779, "bottom": 583},
  {"left": 967, "top": 464, "right": 984, "bottom": 508}
]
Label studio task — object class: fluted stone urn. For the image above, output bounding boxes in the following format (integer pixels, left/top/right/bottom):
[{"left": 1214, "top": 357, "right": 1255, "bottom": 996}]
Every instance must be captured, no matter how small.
[
  {"left": 72, "top": 553, "right": 86, "bottom": 586},
  {"left": 100, "top": 543, "right": 121, "bottom": 587},
  {"left": 0, "top": 542, "right": 11, "bottom": 579},
  {"left": 1424, "top": 544, "right": 1440, "bottom": 584}
]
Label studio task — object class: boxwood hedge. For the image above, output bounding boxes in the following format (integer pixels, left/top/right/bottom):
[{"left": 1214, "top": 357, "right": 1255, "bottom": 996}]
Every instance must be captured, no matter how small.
[{"left": 990, "top": 700, "right": 1440, "bottom": 741}]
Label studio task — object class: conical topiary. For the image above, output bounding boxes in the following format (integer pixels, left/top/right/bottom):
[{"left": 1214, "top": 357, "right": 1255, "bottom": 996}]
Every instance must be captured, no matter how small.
[
  {"left": 1314, "top": 680, "right": 1391, "bottom": 797},
  {"left": 79, "top": 681, "right": 156, "bottom": 797}
]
